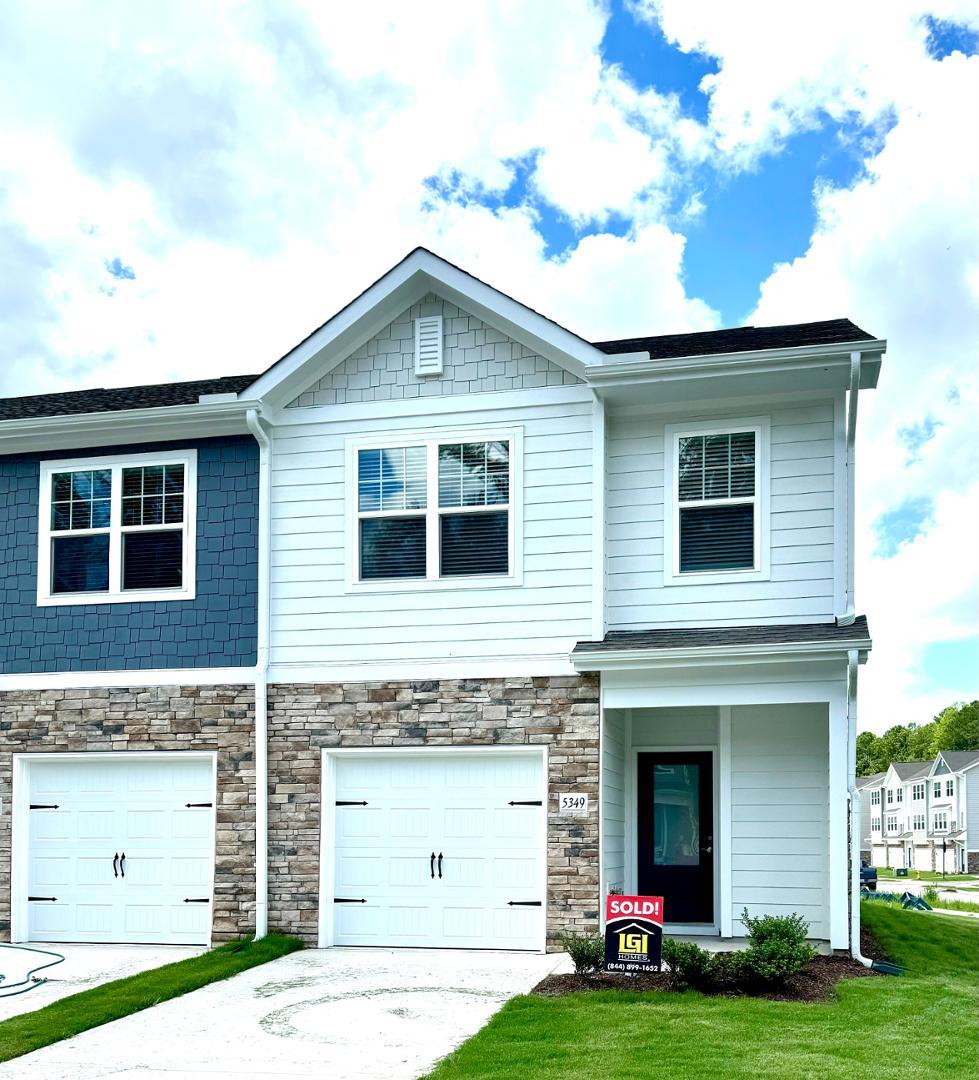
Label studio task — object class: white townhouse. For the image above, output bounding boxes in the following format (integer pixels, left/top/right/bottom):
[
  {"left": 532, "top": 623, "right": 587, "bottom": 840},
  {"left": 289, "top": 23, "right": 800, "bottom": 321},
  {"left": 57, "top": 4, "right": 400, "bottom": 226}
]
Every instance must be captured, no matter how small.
[
  {"left": 0, "top": 249, "right": 884, "bottom": 956},
  {"left": 864, "top": 750, "right": 979, "bottom": 873}
]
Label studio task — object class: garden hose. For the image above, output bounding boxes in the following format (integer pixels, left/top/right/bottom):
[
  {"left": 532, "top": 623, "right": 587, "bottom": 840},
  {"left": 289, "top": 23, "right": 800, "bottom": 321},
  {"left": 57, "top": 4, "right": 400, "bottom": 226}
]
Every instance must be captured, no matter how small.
[{"left": 0, "top": 942, "right": 66, "bottom": 998}]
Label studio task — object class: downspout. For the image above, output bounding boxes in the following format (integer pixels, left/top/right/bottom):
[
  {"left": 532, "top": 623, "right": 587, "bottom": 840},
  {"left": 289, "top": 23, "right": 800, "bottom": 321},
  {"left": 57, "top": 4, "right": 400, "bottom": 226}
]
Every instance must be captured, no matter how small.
[
  {"left": 837, "top": 352, "right": 861, "bottom": 627},
  {"left": 246, "top": 409, "right": 271, "bottom": 940},
  {"left": 846, "top": 648, "right": 873, "bottom": 968}
]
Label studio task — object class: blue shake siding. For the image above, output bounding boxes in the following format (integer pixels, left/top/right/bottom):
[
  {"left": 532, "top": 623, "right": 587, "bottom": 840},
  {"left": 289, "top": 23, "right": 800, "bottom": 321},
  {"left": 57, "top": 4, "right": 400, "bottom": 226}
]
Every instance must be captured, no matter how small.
[{"left": 0, "top": 436, "right": 258, "bottom": 673}]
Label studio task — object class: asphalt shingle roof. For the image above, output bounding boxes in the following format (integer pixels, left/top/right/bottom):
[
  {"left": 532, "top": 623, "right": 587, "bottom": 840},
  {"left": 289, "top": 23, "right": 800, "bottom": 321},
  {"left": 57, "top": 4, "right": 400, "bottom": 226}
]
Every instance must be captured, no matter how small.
[
  {"left": 891, "top": 761, "right": 933, "bottom": 781},
  {"left": 938, "top": 751, "right": 979, "bottom": 772},
  {"left": 594, "top": 318, "right": 875, "bottom": 360},
  {"left": 856, "top": 773, "right": 886, "bottom": 788},
  {"left": 0, "top": 374, "right": 258, "bottom": 422},
  {"left": 573, "top": 616, "right": 870, "bottom": 654}
]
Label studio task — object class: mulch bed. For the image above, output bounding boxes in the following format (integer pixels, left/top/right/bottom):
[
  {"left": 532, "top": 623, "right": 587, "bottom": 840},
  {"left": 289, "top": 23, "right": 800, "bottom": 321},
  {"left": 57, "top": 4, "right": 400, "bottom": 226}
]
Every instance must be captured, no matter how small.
[{"left": 533, "top": 926, "right": 889, "bottom": 1003}]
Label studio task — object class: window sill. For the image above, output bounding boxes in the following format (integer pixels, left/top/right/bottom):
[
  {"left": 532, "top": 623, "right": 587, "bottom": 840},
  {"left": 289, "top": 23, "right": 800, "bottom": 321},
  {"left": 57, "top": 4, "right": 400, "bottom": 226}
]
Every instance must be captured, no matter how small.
[
  {"left": 36, "top": 587, "right": 197, "bottom": 607},
  {"left": 345, "top": 572, "right": 523, "bottom": 596},
  {"left": 663, "top": 566, "right": 771, "bottom": 588}
]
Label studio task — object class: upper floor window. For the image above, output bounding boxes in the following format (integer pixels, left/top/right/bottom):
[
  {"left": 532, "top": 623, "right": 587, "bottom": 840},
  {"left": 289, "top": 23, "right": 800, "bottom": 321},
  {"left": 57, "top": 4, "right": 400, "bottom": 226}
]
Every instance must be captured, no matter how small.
[
  {"left": 663, "top": 419, "right": 770, "bottom": 586},
  {"left": 886, "top": 789, "right": 894, "bottom": 804},
  {"left": 895, "top": 787, "right": 903, "bottom": 803},
  {"left": 870, "top": 789, "right": 881, "bottom": 806},
  {"left": 885, "top": 815, "right": 898, "bottom": 832},
  {"left": 347, "top": 432, "right": 521, "bottom": 589},
  {"left": 871, "top": 816, "right": 881, "bottom": 832},
  {"left": 946, "top": 779, "right": 954, "bottom": 797},
  {"left": 37, "top": 451, "right": 197, "bottom": 606},
  {"left": 933, "top": 782, "right": 941, "bottom": 798},
  {"left": 912, "top": 783, "right": 925, "bottom": 801},
  {"left": 912, "top": 814, "right": 926, "bottom": 830},
  {"left": 933, "top": 811, "right": 948, "bottom": 832}
]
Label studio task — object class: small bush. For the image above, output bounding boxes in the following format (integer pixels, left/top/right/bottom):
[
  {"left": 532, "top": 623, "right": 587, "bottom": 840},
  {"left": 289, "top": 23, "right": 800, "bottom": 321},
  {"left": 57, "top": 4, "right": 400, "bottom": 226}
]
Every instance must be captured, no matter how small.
[
  {"left": 560, "top": 931, "right": 605, "bottom": 977},
  {"left": 739, "top": 909, "right": 816, "bottom": 988},
  {"left": 662, "top": 939, "right": 713, "bottom": 991},
  {"left": 706, "top": 950, "right": 746, "bottom": 992}
]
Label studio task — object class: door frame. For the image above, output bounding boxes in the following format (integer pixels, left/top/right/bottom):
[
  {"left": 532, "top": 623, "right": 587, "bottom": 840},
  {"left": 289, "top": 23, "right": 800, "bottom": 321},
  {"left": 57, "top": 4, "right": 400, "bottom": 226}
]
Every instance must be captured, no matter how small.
[
  {"left": 318, "top": 746, "right": 549, "bottom": 951},
  {"left": 625, "top": 745, "right": 720, "bottom": 935},
  {"left": 10, "top": 750, "right": 218, "bottom": 944}
]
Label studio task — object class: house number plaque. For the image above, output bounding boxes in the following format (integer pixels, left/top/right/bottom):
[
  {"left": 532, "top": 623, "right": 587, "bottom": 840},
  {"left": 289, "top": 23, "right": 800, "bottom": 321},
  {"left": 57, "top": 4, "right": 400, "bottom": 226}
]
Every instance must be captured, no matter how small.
[{"left": 558, "top": 793, "right": 589, "bottom": 813}]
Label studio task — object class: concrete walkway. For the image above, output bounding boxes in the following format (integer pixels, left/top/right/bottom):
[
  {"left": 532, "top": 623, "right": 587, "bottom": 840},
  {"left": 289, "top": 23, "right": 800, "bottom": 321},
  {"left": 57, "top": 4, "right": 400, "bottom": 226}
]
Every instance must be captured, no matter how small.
[
  {"left": 0, "top": 943, "right": 204, "bottom": 1022},
  {"left": 5, "top": 947, "right": 565, "bottom": 1079}
]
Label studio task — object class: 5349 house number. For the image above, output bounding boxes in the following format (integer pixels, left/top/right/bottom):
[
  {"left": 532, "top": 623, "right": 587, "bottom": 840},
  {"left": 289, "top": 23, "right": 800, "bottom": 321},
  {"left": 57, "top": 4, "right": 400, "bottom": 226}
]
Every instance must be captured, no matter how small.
[{"left": 558, "top": 793, "right": 589, "bottom": 812}]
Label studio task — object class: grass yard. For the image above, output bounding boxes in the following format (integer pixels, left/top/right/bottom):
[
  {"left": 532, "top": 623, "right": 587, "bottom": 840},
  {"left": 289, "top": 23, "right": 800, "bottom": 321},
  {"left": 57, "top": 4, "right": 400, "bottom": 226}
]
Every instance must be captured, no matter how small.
[
  {"left": 877, "top": 868, "right": 976, "bottom": 883},
  {"left": 928, "top": 896, "right": 979, "bottom": 914},
  {"left": 0, "top": 934, "right": 303, "bottom": 1064},
  {"left": 426, "top": 905, "right": 977, "bottom": 1080}
]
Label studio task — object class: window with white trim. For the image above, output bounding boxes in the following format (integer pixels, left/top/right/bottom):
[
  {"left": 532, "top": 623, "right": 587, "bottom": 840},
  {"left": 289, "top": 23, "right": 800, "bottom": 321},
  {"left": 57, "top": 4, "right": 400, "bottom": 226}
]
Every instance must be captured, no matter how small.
[
  {"left": 664, "top": 419, "right": 769, "bottom": 585},
  {"left": 886, "top": 815, "right": 898, "bottom": 832},
  {"left": 933, "top": 781, "right": 941, "bottom": 798},
  {"left": 886, "top": 788, "right": 894, "bottom": 804},
  {"left": 932, "top": 811, "right": 948, "bottom": 832},
  {"left": 38, "top": 451, "right": 197, "bottom": 605},
  {"left": 895, "top": 787, "right": 903, "bottom": 803},
  {"left": 353, "top": 436, "right": 515, "bottom": 584},
  {"left": 871, "top": 789, "right": 881, "bottom": 806},
  {"left": 911, "top": 782, "right": 925, "bottom": 801},
  {"left": 946, "top": 779, "right": 954, "bottom": 797},
  {"left": 912, "top": 813, "right": 926, "bottom": 830},
  {"left": 872, "top": 816, "right": 881, "bottom": 832}
]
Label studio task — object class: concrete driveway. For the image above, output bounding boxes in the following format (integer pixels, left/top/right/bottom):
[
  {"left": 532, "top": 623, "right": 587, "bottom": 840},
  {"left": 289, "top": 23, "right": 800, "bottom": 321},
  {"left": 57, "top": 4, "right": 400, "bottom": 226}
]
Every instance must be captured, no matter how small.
[
  {"left": 5, "top": 947, "right": 566, "bottom": 1079},
  {"left": 0, "top": 943, "right": 204, "bottom": 1022}
]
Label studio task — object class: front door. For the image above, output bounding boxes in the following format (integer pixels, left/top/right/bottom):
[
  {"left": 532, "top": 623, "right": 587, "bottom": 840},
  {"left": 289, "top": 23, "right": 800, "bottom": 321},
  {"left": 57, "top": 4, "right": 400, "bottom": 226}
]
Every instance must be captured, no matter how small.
[{"left": 637, "top": 752, "right": 714, "bottom": 925}]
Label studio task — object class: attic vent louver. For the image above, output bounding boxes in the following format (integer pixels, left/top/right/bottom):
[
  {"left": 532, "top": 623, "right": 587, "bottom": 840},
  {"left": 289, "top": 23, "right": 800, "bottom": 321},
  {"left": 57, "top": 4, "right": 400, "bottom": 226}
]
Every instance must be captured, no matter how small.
[{"left": 414, "top": 315, "right": 444, "bottom": 376}]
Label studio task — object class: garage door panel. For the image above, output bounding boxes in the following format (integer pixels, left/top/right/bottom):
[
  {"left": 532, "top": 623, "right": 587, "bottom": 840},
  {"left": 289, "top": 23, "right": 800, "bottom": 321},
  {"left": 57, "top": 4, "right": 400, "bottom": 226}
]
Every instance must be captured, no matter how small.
[
  {"left": 25, "top": 756, "right": 215, "bottom": 945},
  {"left": 331, "top": 752, "right": 544, "bottom": 950}
]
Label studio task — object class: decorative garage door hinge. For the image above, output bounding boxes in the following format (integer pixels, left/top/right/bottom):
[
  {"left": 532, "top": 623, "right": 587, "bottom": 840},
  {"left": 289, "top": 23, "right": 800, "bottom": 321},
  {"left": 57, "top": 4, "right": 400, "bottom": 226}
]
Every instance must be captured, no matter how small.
[
  {"left": 185, "top": 802, "right": 213, "bottom": 808},
  {"left": 335, "top": 800, "right": 369, "bottom": 806},
  {"left": 508, "top": 800, "right": 542, "bottom": 806},
  {"left": 507, "top": 900, "right": 542, "bottom": 907},
  {"left": 29, "top": 804, "right": 59, "bottom": 810},
  {"left": 27, "top": 896, "right": 57, "bottom": 902},
  {"left": 334, "top": 897, "right": 367, "bottom": 904},
  {"left": 183, "top": 898, "right": 211, "bottom": 903}
]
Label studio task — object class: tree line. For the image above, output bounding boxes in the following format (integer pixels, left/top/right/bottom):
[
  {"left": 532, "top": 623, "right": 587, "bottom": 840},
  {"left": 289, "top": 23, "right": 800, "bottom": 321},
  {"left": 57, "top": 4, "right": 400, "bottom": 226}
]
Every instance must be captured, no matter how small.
[{"left": 856, "top": 700, "right": 979, "bottom": 776}]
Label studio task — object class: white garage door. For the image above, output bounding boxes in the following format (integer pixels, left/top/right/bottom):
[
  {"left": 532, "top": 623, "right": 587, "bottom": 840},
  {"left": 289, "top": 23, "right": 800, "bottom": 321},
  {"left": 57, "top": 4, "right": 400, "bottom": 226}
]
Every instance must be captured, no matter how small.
[
  {"left": 330, "top": 752, "right": 545, "bottom": 950},
  {"left": 25, "top": 755, "right": 215, "bottom": 945}
]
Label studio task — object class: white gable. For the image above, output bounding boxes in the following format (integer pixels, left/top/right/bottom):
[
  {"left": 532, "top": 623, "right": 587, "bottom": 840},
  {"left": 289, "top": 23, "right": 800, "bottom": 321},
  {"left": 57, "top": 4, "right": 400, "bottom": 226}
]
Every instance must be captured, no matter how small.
[{"left": 287, "top": 294, "right": 581, "bottom": 408}]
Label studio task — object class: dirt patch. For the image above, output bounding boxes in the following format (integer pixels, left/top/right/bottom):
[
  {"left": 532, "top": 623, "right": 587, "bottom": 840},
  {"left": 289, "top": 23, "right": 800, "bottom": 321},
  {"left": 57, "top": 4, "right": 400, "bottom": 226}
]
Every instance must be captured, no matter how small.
[{"left": 532, "top": 954, "right": 879, "bottom": 1003}]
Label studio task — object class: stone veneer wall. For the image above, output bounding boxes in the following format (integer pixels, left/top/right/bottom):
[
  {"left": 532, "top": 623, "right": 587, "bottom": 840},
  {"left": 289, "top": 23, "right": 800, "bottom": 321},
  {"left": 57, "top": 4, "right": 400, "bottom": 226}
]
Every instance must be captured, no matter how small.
[
  {"left": 267, "top": 675, "right": 600, "bottom": 948},
  {"left": 0, "top": 686, "right": 256, "bottom": 941}
]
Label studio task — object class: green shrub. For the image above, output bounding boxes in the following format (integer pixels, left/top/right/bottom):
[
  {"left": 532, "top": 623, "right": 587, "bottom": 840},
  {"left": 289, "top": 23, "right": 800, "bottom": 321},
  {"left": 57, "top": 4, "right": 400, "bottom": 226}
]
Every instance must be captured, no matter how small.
[
  {"left": 560, "top": 931, "right": 605, "bottom": 977},
  {"left": 739, "top": 908, "right": 816, "bottom": 988},
  {"left": 706, "top": 950, "right": 747, "bottom": 992},
  {"left": 661, "top": 939, "right": 713, "bottom": 991}
]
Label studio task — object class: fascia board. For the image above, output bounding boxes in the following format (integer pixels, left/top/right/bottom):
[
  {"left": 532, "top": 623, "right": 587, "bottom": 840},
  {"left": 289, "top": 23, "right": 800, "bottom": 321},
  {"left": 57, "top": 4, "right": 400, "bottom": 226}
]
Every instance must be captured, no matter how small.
[
  {"left": 242, "top": 250, "right": 605, "bottom": 411},
  {"left": 570, "top": 638, "right": 872, "bottom": 672},
  {"left": 0, "top": 400, "right": 258, "bottom": 455},
  {"left": 587, "top": 340, "right": 886, "bottom": 389}
]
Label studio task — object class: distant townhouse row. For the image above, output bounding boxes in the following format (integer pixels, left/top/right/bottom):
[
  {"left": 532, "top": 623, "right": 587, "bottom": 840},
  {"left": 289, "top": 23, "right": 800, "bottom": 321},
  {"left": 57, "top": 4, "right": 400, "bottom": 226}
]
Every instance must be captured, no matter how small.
[{"left": 858, "top": 750, "right": 979, "bottom": 873}]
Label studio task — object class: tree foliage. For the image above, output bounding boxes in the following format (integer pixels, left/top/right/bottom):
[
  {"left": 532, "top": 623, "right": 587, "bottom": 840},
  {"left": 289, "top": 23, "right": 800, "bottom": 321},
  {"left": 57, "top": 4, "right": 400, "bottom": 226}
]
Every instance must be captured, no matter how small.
[{"left": 857, "top": 700, "right": 979, "bottom": 775}]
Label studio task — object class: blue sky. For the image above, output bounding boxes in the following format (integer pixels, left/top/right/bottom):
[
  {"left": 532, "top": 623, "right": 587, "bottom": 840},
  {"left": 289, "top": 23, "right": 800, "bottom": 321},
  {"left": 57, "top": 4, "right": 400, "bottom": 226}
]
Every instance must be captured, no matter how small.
[{"left": 0, "top": 0, "right": 975, "bottom": 729}]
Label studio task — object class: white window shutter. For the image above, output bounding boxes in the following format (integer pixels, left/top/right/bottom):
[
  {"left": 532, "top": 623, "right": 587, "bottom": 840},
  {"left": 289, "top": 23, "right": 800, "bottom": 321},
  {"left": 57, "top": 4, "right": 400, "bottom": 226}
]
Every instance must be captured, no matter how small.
[{"left": 414, "top": 315, "right": 443, "bottom": 376}]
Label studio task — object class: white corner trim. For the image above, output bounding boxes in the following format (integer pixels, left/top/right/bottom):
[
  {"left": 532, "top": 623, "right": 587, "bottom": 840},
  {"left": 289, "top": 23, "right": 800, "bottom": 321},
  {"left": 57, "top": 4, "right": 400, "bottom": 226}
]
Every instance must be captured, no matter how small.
[
  {"left": 718, "top": 706, "right": 733, "bottom": 937},
  {"left": 591, "top": 396, "right": 606, "bottom": 641},
  {"left": 36, "top": 449, "right": 198, "bottom": 607},
  {"left": 662, "top": 417, "right": 771, "bottom": 588}
]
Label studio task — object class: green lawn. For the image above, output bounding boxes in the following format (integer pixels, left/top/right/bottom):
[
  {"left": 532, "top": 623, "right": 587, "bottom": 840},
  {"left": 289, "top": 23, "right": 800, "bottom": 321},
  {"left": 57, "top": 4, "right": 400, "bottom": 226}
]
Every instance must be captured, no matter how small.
[
  {"left": 877, "top": 868, "right": 976, "bottom": 883},
  {"left": 0, "top": 934, "right": 303, "bottom": 1064},
  {"left": 426, "top": 906, "right": 977, "bottom": 1080}
]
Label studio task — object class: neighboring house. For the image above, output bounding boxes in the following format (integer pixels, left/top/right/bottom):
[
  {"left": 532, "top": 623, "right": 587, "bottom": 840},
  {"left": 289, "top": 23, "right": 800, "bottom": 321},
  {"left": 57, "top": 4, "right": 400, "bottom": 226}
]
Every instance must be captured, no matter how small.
[
  {"left": 0, "top": 248, "right": 884, "bottom": 954},
  {"left": 856, "top": 772, "right": 884, "bottom": 863},
  {"left": 861, "top": 750, "right": 979, "bottom": 873}
]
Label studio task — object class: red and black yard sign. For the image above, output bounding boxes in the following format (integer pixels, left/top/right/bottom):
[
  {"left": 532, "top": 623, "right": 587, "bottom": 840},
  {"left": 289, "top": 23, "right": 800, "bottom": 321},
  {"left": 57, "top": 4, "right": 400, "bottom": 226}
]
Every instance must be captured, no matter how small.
[{"left": 604, "top": 895, "right": 664, "bottom": 972}]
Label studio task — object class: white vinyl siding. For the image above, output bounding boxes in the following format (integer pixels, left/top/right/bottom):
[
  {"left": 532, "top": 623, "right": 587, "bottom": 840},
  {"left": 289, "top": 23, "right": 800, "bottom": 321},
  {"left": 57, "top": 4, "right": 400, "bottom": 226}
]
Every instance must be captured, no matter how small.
[
  {"left": 269, "top": 390, "right": 594, "bottom": 669},
  {"left": 606, "top": 401, "right": 838, "bottom": 629},
  {"left": 602, "top": 711, "right": 626, "bottom": 895},
  {"left": 730, "top": 703, "right": 828, "bottom": 938},
  {"left": 966, "top": 771, "right": 979, "bottom": 850}
]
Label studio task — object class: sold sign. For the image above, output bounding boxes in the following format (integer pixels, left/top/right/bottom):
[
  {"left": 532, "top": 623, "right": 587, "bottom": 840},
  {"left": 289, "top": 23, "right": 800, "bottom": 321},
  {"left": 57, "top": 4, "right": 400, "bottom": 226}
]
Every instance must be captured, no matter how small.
[{"left": 604, "top": 894, "right": 664, "bottom": 973}]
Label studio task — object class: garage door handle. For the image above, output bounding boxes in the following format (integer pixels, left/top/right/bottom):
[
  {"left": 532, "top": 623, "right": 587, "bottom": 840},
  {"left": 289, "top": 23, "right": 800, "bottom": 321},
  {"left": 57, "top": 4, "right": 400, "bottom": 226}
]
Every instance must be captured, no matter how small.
[
  {"left": 430, "top": 852, "right": 435, "bottom": 879},
  {"left": 113, "top": 853, "right": 119, "bottom": 878},
  {"left": 120, "top": 852, "right": 126, "bottom": 878},
  {"left": 437, "top": 853, "right": 443, "bottom": 879}
]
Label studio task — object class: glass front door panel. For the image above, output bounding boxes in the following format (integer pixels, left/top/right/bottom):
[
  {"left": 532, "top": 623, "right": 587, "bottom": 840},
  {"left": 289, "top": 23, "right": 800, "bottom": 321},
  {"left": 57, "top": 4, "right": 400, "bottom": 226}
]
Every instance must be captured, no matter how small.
[{"left": 652, "top": 764, "right": 701, "bottom": 867}]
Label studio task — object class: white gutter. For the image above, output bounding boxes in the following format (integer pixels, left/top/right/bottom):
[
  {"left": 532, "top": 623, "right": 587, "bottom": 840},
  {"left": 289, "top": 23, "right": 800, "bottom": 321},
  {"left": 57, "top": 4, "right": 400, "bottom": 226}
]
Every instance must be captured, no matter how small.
[
  {"left": 838, "top": 352, "right": 861, "bottom": 627},
  {"left": 570, "top": 637, "right": 871, "bottom": 672},
  {"left": 245, "top": 408, "right": 272, "bottom": 940},
  {"left": 846, "top": 649, "right": 873, "bottom": 968}
]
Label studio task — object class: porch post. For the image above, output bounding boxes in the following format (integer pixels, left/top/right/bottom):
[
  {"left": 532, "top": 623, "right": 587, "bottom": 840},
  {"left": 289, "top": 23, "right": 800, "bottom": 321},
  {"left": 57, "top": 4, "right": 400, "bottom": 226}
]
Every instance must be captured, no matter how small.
[{"left": 828, "top": 694, "right": 849, "bottom": 950}]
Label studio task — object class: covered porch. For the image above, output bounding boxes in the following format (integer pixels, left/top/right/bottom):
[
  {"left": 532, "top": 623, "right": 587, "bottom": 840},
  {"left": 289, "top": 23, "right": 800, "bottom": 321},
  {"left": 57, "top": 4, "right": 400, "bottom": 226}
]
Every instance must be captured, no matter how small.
[{"left": 572, "top": 623, "right": 871, "bottom": 953}]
